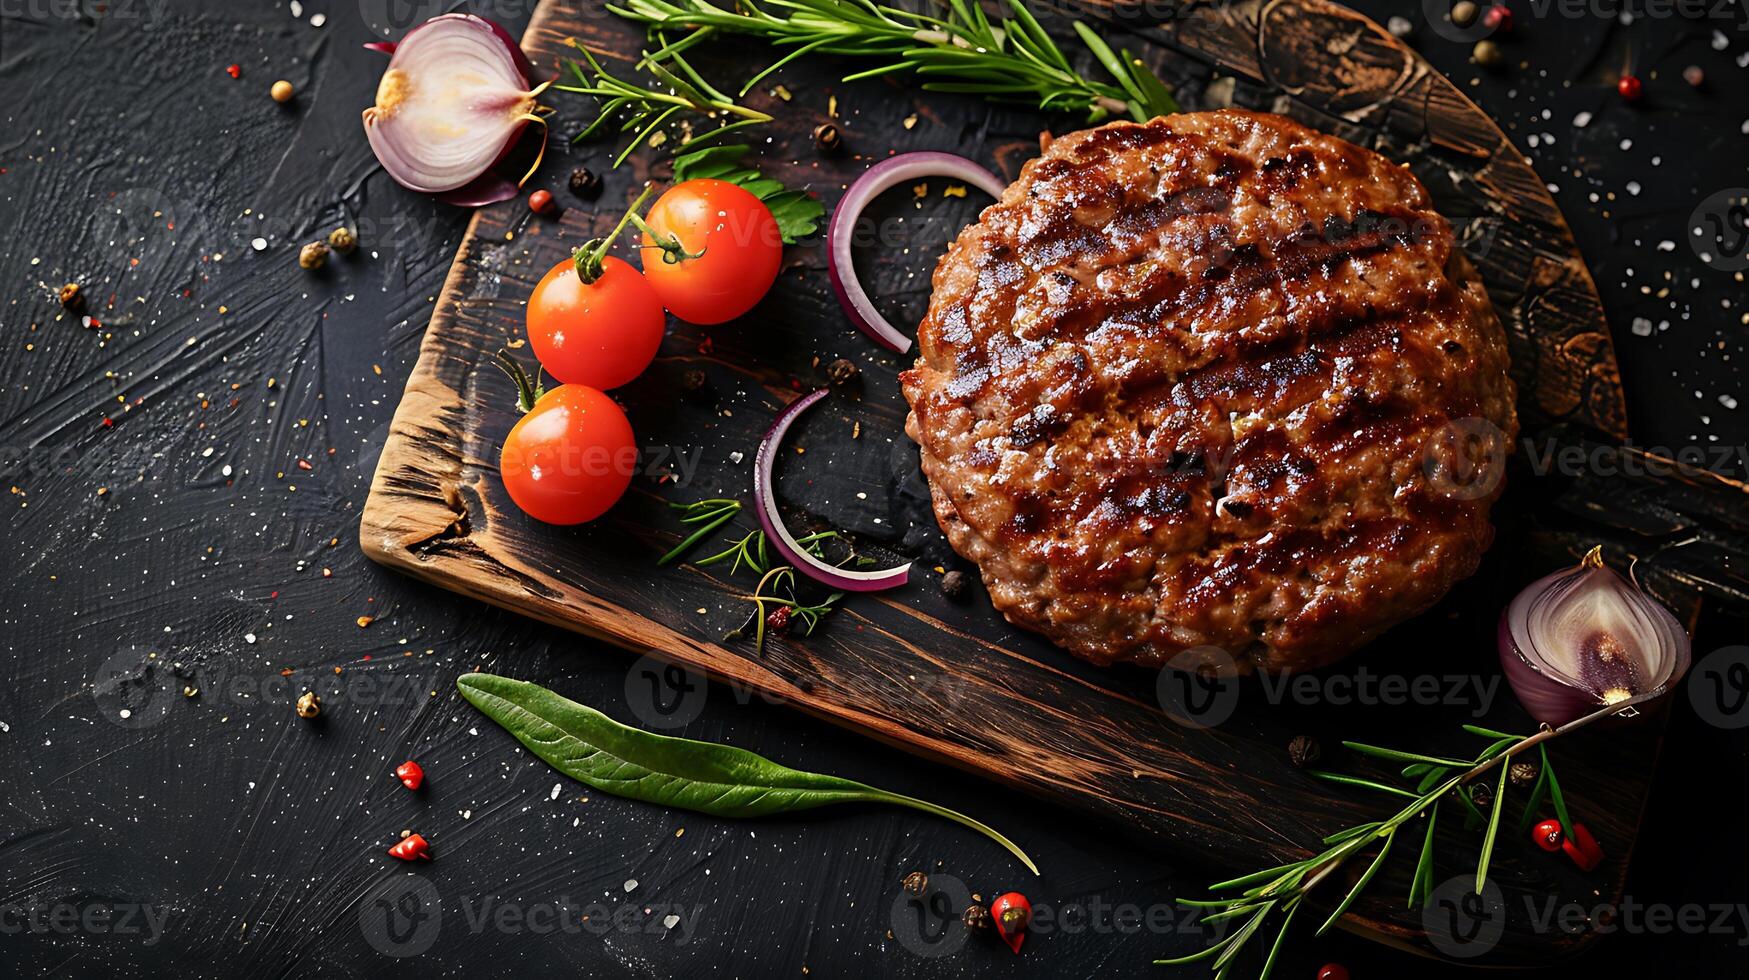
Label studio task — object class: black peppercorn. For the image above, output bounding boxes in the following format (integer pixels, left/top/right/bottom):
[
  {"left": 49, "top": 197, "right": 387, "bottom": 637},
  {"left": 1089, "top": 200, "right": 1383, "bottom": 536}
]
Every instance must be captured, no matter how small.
[
  {"left": 826, "top": 357, "right": 860, "bottom": 385},
  {"left": 1287, "top": 735, "right": 1321, "bottom": 768},
  {"left": 812, "top": 122, "right": 843, "bottom": 155},
  {"left": 962, "top": 903, "right": 991, "bottom": 931},
  {"left": 1509, "top": 760, "right": 1539, "bottom": 787},
  {"left": 901, "top": 871, "right": 928, "bottom": 895},
  {"left": 940, "top": 569, "right": 968, "bottom": 601},
  {"left": 682, "top": 369, "right": 707, "bottom": 393},
  {"left": 569, "top": 167, "right": 602, "bottom": 199}
]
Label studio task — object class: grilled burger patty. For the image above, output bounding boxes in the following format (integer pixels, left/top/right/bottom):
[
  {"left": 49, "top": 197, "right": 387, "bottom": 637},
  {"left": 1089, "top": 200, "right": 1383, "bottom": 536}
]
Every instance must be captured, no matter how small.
[{"left": 900, "top": 110, "right": 1518, "bottom": 674}]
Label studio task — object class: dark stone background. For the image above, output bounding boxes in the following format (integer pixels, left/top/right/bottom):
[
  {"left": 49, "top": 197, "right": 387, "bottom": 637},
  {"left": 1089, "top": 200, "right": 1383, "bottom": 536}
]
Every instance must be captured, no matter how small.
[{"left": 2, "top": 0, "right": 1747, "bottom": 976}]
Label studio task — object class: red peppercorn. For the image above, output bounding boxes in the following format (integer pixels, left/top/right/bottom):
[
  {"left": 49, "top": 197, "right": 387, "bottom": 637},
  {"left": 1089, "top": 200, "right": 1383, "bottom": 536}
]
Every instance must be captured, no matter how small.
[
  {"left": 1617, "top": 75, "right": 1642, "bottom": 102},
  {"left": 990, "top": 892, "right": 1031, "bottom": 955},
  {"left": 765, "top": 605, "right": 793, "bottom": 633},
  {"left": 528, "top": 189, "right": 555, "bottom": 215},
  {"left": 1482, "top": 4, "right": 1512, "bottom": 33},
  {"left": 388, "top": 833, "right": 431, "bottom": 861},
  {"left": 1561, "top": 822, "right": 1604, "bottom": 871},
  {"left": 394, "top": 760, "right": 425, "bottom": 791},
  {"left": 1317, "top": 965, "right": 1350, "bottom": 980},
  {"left": 226, "top": 63, "right": 242, "bottom": 79},
  {"left": 1533, "top": 818, "right": 1564, "bottom": 851}
]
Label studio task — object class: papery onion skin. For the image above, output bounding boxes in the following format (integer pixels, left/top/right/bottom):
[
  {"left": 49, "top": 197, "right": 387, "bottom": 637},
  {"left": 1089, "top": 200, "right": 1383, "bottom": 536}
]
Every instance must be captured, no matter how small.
[
  {"left": 361, "top": 14, "right": 547, "bottom": 202},
  {"left": 1499, "top": 547, "right": 1692, "bottom": 726},
  {"left": 753, "top": 389, "right": 910, "bottom": 592},
  {"left": 827, "top": 152, "right": 1008, "bottom": 354}
]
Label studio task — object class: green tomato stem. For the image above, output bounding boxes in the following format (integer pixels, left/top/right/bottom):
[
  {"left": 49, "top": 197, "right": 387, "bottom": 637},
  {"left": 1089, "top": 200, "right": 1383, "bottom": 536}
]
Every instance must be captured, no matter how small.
[{"left": 573, "top": 182, "right": 658, "bottom": 284}]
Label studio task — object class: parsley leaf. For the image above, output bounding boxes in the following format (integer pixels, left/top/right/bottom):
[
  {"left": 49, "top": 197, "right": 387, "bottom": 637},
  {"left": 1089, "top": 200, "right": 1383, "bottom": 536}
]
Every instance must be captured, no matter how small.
[{"left": 671, "top": 144, "right": 825, "bottom": 244}]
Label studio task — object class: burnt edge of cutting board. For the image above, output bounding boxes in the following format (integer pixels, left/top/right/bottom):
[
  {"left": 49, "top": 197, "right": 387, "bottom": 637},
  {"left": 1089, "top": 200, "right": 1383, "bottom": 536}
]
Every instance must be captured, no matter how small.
[{"left": 361, "top": 0, "right": 1727, "bottom": 965}]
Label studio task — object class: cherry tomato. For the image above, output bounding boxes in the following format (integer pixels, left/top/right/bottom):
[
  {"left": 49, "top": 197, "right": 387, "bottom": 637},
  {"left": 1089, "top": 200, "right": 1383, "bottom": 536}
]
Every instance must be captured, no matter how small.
[
  {"left": 526, "top": 255, "right": 665, "bottom": 390},
  {"left": 500, "top": 384, "right": 635, "bottom": 525},
  {"left": 640, "top": 179, "right": 782, "bottom": 325}
]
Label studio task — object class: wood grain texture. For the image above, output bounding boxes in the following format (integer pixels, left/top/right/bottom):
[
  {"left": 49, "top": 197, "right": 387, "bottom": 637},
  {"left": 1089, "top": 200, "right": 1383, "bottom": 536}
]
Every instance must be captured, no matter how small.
[{"left": 359, "top": 0, "right": 1708, "bottom": 965}]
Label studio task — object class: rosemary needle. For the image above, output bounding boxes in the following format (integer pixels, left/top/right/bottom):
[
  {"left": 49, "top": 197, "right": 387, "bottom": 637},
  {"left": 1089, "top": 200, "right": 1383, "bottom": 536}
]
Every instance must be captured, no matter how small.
[
  {"left": 659, "top": 499, "right": 741, "bottom": 565},
  {"left": 556, "top": 41, "right": 772, "bottom": 166}
]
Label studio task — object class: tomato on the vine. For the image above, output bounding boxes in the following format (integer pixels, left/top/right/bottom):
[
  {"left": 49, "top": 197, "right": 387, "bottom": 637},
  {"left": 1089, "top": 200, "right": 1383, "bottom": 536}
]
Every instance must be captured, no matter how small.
[
  {"left": 639, "top": 178, "right": 782, "bottom": 325},
  {"left": 496, "top": 356, "right": 636, "bottom": 525},
  {"left": 526, "top": 253, "right": 665, "bottom": 390}
]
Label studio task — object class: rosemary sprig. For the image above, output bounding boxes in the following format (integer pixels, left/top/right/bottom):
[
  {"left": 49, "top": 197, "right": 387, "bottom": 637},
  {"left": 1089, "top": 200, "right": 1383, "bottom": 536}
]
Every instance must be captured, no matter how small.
[
  {"left": 697, "top": 528, "right": 773, "bottom": 575},
  {"left": 557, "top": 40, "right": 773, "bottom": 167},
  {"left": 696, "top": 528, "right": 845, "bottom": 576},
  {"left": 1162, "top": 689, "right": 1669, "bottom": 978},
  {"left": 729, "top": 565, "right": 845, "bottom": 652},
  {"left": 611, "top": 0, "right": 1177, "bottom": 123},
  {"left": 659, "top": 498, "right": 742, "bottom": 565},
  {"left": 662, "top": 499, "right": 879, "bottom": 649}
]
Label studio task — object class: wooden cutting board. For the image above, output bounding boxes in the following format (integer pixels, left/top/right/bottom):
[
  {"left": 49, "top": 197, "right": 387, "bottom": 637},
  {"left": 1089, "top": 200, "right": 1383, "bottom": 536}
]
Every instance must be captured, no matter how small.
[{"left": 361, "top": 0, "right": 1686, "bottom": 965}]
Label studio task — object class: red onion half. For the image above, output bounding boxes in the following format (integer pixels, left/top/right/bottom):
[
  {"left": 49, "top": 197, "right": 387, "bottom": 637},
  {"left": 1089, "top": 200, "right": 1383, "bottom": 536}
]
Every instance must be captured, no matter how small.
[
  {"left": 361, "top": 14, "right": 551, "bottom": 206},
  {"left": 1499, "top": 547, "right": 1691, "bottom": 727},
  {"left": 754, "top": 389, "right": 910, "bottom": 592},
  {"left": 827, "top": 152, "right": 1008, "bottom": 354}
]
